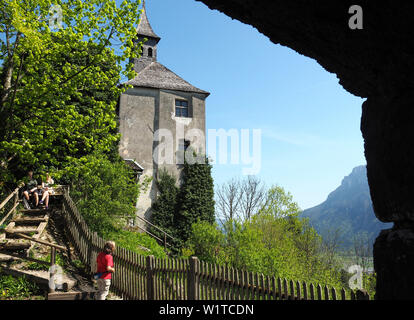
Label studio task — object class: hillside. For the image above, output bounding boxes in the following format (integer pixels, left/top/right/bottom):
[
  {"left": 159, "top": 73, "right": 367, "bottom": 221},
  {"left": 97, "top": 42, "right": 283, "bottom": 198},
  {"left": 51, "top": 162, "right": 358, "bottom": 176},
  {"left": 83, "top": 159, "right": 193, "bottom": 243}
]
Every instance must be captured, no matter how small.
[{"left": 301, "top": 165, "right": 392, "bottom": 249}]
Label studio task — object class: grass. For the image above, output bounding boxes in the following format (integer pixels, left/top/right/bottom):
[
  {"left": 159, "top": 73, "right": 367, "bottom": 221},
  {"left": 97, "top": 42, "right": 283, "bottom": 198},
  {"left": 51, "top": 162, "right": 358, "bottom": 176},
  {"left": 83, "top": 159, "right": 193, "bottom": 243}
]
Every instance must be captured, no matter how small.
[
  {"left": 103, "top": 228, "right": 167, "bottom": 258},
  {"left": 25, "top": 251, "right": 65, "bottom": 271},
  {"left": 0, "top": 274, "right": 45, "bottom": 300}
]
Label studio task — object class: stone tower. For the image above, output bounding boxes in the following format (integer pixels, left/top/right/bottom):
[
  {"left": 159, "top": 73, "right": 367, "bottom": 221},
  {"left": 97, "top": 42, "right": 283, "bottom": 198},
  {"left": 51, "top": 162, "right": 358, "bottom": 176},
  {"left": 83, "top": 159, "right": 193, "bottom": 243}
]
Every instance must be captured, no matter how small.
[{"left": 118, "top": 1, "right": 210, "bottom": 226}]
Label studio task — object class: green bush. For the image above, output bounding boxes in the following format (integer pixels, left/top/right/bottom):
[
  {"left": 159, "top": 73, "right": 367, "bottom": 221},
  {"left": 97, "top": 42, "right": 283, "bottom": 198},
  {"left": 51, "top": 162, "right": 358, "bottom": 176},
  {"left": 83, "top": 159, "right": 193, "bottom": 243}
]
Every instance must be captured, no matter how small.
[
  {"left": 57, "top": 153, "right": 139, "bottom": 235},
  {"left": 104, "top": 229, "right": 167, "bottom": 258},
  {"left": 150, "top": 168, "right": 180, "bottom": 250},
  {"left": 184, "top": 185, "right": 344, "bottom": 289},
  {"left": 186, "top": 217, "right": 343, "bottom": 289},
  {"left": 183, "top": 220, "right": 225, "bottom": 264},
  {"left": 26, "top": 252, "right": 65, "bottom": 271},
  {"left": 56, "top": 152, "right": 166, "bottom": 257},
  {"left": 176, "top": 156, "right": 215, "bottom": 243},
  {"left": 0, "top": 274, "right": 44, "bottom": 300},
  {"left": 363, "top": 272, "right": 376, "bottom": 298}
]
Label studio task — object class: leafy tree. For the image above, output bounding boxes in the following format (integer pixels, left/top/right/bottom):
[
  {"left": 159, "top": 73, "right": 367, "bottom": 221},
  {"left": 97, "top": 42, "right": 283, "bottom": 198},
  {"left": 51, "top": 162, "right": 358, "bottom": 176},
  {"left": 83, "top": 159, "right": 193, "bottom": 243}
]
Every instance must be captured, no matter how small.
[
  {"left": 57, "top": 152, "right": 167, "bottom": 257},
  {"left": 293, "top": 218, "right": 322, "bottom": 277},
  {"left": 185, "top": 183, "right": 344, "bottom": 289},
  {"left": 150, "top": 169, "right": 180, "bottom": 244},
  {"left": 176, "top": 156, "right": 215, "bottom": 242},
  {"left": 59, "top": 153, "right": 139, "bottom": 235},
  {"left": 183, "top": 221, "right": 225, "bottom": 264},
  {"left": 259, "top": 185, "right": 301, "bottom": 218},
  {"left": 0, "top": 0, "right": 142, "bottom": 185}
]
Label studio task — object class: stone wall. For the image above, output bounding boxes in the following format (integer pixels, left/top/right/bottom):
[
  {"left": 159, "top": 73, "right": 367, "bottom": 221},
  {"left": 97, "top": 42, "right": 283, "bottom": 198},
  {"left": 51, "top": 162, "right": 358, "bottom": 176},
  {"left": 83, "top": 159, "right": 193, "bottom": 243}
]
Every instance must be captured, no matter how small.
[{"left": 119, "top": 87, "right": 207, "bottom": 225}]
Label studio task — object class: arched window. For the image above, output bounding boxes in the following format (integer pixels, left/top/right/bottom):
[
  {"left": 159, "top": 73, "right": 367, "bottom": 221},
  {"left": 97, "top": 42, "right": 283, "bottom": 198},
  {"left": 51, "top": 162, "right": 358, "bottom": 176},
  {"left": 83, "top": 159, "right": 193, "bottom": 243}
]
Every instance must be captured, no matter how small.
[
  {"left": 148, "top": 48, "right": 153, "bottom": 57},
  {"left": 141, "top": 47, "right": 145, "bottom": 56}
]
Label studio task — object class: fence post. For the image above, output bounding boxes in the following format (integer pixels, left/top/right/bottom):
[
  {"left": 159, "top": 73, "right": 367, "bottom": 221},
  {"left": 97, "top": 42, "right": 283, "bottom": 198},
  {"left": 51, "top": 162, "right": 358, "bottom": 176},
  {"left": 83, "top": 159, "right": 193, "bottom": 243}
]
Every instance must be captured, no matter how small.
[
  {"left": 49, "top": 247, "right": 56, "bottom": 293},
  {"left": 164, "top": 233, "right": 167, "bottom": 251},
  {"left": 356, "top": 289, "right": 370, "bottom": 300},
  {"left": 13, "top": 190, "right": 18, "bottom": 207},
  {"left": 146, "top": 255, "right": 155, "bottom": 300},
  {"left": 188, "top": 256, "right": 199, "bottom": 300}
]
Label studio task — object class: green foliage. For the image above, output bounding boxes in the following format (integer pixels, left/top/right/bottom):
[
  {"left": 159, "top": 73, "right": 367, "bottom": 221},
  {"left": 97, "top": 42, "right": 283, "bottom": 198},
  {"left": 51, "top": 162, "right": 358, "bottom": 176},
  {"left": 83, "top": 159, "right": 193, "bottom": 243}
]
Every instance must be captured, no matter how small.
[
  {"left": 176, "top": 156, "right": 215, "bottom": 242},
  {"left": 0, "top": 0, "right": 142, "bottom": 185},
  {"left": 2, "top": 36, "right": 121, "bottom": 184},
  {"left": 363, "top": 272, "right": 376, "bottom": 298},
  {"left": 59, "top": 153, "right": 139, "bottom": 235},
  {"left": 150, "top": 156, "right": 215, "bottom": 253},
  {"left": 26, "top": 251, "right": 65, "bottom": 271},
  {"left": 25, "top": 260, "right": 49, "bottom": 271},
  {"left": 60, "top": 152, "right": 166, "bottom": 257},
  {"left": 185, "top": 185, "right": 344, "bottom": 289},
  {"left": 151, "top": 169, "right": 179, "bottom": 237},
  {"left": 259, "top": 185, "right": 301, "bottom": 218},
  {"left": 182, "top": 221, "right": 225, "bottom": 264},
  {"left": 0, "top": 0, "right": 167, "bottom": 265},
  {"left": 0, "top": 274, "right": 43, "bottom": 300},
  {"left": 104, "top": 228, "right": 166, "bottom": 258}
]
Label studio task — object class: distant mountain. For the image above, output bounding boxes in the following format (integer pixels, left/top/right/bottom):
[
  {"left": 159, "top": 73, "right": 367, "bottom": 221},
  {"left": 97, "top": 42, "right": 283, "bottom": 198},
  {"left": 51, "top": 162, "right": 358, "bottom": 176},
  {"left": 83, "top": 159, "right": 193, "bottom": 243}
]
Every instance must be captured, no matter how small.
[{"left": 301, "top": 165, "right": 392, "bottom": 249}]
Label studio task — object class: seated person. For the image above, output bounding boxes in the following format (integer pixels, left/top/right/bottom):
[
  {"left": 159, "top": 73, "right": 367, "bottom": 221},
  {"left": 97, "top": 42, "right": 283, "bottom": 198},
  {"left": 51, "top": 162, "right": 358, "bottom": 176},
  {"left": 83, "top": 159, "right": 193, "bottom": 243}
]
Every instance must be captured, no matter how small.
[
  {"left": 39, "top": 173, "right": 54, "bottom": 209},
  {"left": 22, "top": 170, "right": 38, "bottom": 208},
  {"left": 34, "top": 184, "right": 44, "bottom": 207}
]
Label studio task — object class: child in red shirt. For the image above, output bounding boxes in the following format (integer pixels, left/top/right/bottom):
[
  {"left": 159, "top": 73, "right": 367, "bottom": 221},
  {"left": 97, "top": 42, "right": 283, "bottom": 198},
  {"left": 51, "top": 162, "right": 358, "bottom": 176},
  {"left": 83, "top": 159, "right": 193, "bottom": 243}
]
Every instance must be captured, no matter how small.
[{"left": 95, "top": 241, "right": 116, "bottom": 300}]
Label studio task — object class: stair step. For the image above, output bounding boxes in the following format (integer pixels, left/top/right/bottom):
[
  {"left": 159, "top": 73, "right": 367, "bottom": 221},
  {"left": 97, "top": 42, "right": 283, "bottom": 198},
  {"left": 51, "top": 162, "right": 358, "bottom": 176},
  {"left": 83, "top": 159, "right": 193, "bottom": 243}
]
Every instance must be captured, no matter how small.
[
  {"left": 6, "top": 228, "right": 39, "bottom": 238},
  {"left": 1, "top": 266, "right": 78, "bottom": 292},
  {"left": 12, "top": 217, "right": 49, "bottom": 225},
  {"left": 48, "top": 290, "right": 96, "bottom": 300},
  {"left": 20, "top": 209, "right": 49, "bottom": 216},
  {"left": 0, "top": 252, "right": 20, "bottom": 262},
  {"left": 0, "top": 240, "right": 31, "bottom": 250},
  {"left": 7, "top": 227, "right": 39, "bottom": 233}
]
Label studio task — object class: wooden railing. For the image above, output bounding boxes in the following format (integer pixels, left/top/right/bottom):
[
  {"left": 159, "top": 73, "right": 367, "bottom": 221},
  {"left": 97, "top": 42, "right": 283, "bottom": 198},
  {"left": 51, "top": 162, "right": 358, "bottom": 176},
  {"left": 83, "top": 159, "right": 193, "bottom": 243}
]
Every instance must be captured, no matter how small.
[
  {"left": 0, "top": 187, "right": 19, "bottom": 226},
  {"left": 59, "top": 186, "right": 371, "bottom": 300},
  {"left": 0, "top": 187, "right": 68, "bottom": 293},
  {"left": 127, "top": 215, "right": 176, "bottom": 251},
  {"left": 61, "top": 187, "right": 147, "bottom": 299},
  {"left": 12, "top": 232, "right": 67, "bottom": 293}
]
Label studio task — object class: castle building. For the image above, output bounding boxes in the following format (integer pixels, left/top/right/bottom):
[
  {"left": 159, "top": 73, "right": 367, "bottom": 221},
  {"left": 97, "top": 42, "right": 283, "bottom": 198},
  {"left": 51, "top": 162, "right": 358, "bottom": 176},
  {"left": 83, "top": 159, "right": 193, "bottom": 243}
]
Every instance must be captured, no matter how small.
[{"left": 118, "top": 2, "right": 210, "bottom": 225}]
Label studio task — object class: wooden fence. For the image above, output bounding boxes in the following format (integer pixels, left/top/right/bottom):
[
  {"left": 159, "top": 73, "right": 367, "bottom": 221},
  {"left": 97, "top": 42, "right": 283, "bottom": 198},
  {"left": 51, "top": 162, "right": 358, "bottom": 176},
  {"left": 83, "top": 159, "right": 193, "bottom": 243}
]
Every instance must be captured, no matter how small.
[
  {"left": 0, "top": 187, "right": 19, "bottom": 227},
  {"left": 61, "top": 188, "right": 370, "bottom": 300}
]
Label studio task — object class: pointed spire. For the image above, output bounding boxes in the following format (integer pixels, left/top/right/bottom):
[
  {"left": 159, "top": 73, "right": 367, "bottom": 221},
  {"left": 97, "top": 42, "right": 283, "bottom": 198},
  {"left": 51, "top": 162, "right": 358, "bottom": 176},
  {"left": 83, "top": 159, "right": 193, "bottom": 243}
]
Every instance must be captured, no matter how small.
[{"left": 136, "top": 0, "right": 160, "bottom": 40}]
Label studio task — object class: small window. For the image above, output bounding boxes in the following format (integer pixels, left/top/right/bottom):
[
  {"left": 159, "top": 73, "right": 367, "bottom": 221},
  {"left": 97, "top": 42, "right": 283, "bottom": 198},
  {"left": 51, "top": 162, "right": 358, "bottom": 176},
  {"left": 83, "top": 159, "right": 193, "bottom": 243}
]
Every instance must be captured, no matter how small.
[
  {"left": 175, "top": 100, "right": 189, "bottom": 117},
  {"left": 178, "top": 139, "right": 190, "bottom": 151},
  {"left": 148, "top": 47, "right": 153, "bottom": 57}
]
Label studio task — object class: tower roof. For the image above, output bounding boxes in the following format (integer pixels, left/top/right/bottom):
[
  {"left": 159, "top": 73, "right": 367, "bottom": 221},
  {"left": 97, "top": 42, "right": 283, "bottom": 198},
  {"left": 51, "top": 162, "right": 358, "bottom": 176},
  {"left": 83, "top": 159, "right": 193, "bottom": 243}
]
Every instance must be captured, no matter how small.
[
  {"left": 125, "top": 61, "right": 210, "bottom": 96},
  {"left": 136, "top": 0, "right": 160, "bottom": 40}
]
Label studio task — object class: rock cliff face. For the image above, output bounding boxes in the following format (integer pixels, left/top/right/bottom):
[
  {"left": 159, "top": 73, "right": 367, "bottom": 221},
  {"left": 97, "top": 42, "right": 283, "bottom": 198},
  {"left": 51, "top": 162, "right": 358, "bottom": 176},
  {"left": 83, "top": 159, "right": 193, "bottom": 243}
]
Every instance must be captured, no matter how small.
[
  {"left": 302, "top": 166, "right": 392, "bottom": 249},
  {"left": 195, "top": 0, "right": 414, "bottom": 299}
]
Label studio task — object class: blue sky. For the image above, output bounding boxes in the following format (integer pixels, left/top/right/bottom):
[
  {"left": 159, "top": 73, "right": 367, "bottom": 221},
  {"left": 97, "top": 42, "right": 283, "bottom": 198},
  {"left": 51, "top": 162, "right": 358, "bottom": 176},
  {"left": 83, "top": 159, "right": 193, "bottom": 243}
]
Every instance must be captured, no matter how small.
[{"left": 138, "top": 0, "right": 366, "bottom": 210}]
